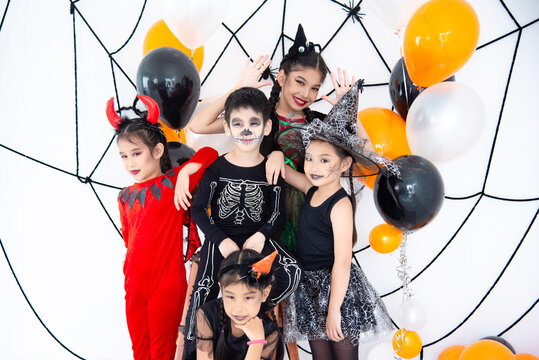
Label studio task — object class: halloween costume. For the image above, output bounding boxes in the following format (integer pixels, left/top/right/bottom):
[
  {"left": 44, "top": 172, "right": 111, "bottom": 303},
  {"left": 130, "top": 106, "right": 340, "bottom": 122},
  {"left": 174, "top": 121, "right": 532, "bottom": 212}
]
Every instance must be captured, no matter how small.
[
  {"left": 259, "top": 24, "right": 327, "bottom": 253},
  {"left": 109, "top": 95, "right": 219, "bottom": 360},
  {"left": 183, "top": 156, "right": 302, "bottom": 360},
  {"left": 284, "top": 186, "right": 395, "bottom": 345},
  {"left": 119, "top": 147, "right": 218, "bottom": 360},
  {"left": 283, "top": 82, "right": 396, "bottom": 346}
]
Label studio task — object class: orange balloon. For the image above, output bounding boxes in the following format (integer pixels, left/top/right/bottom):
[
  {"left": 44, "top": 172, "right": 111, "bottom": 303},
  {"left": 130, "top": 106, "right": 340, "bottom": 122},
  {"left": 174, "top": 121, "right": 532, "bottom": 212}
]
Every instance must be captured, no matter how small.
[
  {"left": 356, "top": 107, "right": 410, "bottom": 189},
  {"left": 459, "top": 340, "right": 516, "bottom": 360},
  {"left": 357, "top": 107, "right": 411, "bottom": 160},
  {"left": 392, "top": 328, "right": 423, "bottom": 359},
  {"left": 178, "top": 129, "right": 187, "bottom": 144},
  {"left": 159, "top": 120, "right": 180, "bottom": 142},
  {"left": 515, "top": 354, "right": 539, "bottom": 360},
  {"left": 143, "top": 20, "right": 204, "bottom": 71},
  {"left": 438, "top": 345, "right": 466, "bottom": 360},
  {"left": 369, "top": 224, "right": 403, "bottom": 253},
  {"left": 403, "top": 0, "right": 479, "bottom": 87}
]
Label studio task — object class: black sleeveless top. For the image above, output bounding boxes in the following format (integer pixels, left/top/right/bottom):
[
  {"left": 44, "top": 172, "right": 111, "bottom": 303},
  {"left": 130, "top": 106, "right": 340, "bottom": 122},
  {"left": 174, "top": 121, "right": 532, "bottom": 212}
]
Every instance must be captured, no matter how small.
[{"left": 296, "top": 187, "right": 350, "bottom": 271}]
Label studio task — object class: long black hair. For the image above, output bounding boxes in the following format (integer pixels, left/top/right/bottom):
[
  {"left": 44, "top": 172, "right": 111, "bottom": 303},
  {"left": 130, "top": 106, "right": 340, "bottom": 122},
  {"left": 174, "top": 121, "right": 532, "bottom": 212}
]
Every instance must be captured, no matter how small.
[{"left": 214, "top": 250, "right": 284, "bottom": 360}]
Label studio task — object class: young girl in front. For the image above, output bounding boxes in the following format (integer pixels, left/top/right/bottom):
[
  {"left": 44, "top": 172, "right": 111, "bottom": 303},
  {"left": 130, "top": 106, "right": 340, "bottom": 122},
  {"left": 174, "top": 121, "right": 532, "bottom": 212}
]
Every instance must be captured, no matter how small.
[
  {"left": 194, "top": 249, "right": 284, "bottom": 360},
  {"left": 107, "top": 95, "right": 218, "bottom": 360},
  {"left": 283, "top": 82, "right": 395, "bottom": 360},
  {"left": 188, "top": 24, "right": 365, "bottom": 252}
]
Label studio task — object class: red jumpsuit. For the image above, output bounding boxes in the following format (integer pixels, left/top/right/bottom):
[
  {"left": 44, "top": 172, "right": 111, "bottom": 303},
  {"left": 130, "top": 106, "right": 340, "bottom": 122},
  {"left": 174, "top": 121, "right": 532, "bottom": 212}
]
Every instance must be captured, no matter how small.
[{"left": 118, "top": 147, "right": 218, "bottom": 360}]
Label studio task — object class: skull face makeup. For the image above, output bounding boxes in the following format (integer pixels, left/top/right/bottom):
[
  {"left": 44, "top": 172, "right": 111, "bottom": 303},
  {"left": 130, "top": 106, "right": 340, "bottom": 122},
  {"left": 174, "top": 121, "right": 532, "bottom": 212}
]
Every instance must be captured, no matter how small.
[{"left": 224, "top": 107, "right": 271, "bottom": 148}]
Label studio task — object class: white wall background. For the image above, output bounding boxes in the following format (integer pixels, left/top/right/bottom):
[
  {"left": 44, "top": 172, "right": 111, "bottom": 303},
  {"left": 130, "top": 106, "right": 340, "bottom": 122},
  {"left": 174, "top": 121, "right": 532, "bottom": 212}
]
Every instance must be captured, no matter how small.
[{"left": 0, "top": 0, "right": 537, "bottom": 359}]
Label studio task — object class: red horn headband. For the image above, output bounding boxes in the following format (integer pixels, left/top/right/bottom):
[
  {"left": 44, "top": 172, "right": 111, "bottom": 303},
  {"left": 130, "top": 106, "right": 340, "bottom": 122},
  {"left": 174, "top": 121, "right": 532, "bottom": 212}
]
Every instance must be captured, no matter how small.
[
  {"left": 106, "top": 97, "right": 122, "bottom": 130},
  {"left": 136, "top": 94, "right": 160, "bottom": 125}
]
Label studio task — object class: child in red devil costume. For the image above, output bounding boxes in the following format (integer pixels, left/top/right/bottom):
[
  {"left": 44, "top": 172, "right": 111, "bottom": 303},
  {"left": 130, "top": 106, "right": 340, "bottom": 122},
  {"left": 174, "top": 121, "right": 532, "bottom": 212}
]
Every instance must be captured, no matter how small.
[{"left": 107, "top": 95, "right": 218, "bottom": 360}]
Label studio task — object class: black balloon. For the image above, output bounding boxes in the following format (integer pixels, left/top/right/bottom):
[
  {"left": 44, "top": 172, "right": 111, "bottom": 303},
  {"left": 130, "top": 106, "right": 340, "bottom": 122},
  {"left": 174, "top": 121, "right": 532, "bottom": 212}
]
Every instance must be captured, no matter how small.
[
  {"left": 136, "top": 47, "right": 200, "bottom": 130},
  {"left": 481, "top": 336, "right": 516, "bottom": 354},
  {"left": 374, "top": 155, "right": 444, "bottom": 232},
  {"left": 167, "top": 141, "right": 196, "bottom": 167},
  {"left": 389, "top": 57, "right": 455, "bottom": 120}
]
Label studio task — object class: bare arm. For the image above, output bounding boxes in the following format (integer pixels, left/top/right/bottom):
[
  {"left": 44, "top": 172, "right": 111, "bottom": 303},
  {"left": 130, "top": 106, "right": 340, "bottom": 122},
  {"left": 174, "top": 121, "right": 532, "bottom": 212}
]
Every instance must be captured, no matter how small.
[
  {"left": 188, "top": 90, "right": 231, "bottom": 134},
  {"left": 174, "top": 147, "right": 219, "bottom": 210},
  {"left": 326, "top": 197, "right": 354, "bottom": 342},
  {"left": 234, "top": 316, "right": 266, "bottom": 360},
  {"left": 284, "top": 165, "right": 312, "bottom": 194},
  {"left": 189, "top": 55, "right": 272, "bottom": 134}
]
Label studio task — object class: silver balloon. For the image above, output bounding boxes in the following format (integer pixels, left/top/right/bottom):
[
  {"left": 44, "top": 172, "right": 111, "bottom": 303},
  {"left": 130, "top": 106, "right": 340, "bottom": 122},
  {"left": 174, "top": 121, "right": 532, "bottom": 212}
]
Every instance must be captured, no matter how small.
[
  {"left": 398, "top": 297, "right": 427, "bottom": 331},
  {"left": 406, "top": 82, "right": 485, "bottom": 163}
]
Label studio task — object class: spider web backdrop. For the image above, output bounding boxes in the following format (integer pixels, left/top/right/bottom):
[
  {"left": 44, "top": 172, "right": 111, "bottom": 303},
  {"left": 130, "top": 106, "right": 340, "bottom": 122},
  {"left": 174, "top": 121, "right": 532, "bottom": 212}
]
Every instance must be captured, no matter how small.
[{"left": 0, "top": 0, "right": 538, "bottom": 359}]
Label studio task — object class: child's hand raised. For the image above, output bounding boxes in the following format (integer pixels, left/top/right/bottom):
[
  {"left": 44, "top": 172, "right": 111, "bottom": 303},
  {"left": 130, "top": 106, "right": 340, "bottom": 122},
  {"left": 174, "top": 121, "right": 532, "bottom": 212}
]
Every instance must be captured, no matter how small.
[
  {"left": 234, "top": 316, "right": 265, "bottom": 342},
  {"left": 235, "top": 55, "right": 273, "bottom": 90},
  {"left": 326, "top": 308, "right": 345, "bottom": 342},
  {"left": 321, "top": 68, "right": 357, "bottom": 106}
]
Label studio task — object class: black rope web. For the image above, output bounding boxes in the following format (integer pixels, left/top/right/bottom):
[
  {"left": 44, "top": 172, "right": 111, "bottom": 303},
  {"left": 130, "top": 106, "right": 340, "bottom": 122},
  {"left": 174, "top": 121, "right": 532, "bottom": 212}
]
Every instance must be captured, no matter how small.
[{"left": 0, "top": 0, "right": 537, "bottom": 358}]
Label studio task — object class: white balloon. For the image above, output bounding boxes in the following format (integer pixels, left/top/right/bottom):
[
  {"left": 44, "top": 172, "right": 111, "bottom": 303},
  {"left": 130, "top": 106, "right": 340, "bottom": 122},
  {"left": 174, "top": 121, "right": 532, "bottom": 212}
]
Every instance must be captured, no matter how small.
[
  {"left": 406, "top": 82, "right": 486, "bottom": 163},
  {"left": 363, "top": 0, "right": 429, "bottom": 31},
  {"left": 398, "top": 298, "right": 427, "bottom": 331},
  {"left": 367, "top": 342, "right": 396, "bottom": 360},
  {"left": 162, "top": 0, "right": 228, "bottom": 49}
]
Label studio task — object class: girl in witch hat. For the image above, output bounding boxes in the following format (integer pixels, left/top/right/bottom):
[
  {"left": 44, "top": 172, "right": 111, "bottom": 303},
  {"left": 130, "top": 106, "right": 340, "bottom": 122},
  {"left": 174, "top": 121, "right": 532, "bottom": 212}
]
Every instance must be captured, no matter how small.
[
  {"left": 194, "top": 249, "right": 284, "bottom": 360},
  {"left": 282, "top": 82, "right": 396, "bottom": 359}
]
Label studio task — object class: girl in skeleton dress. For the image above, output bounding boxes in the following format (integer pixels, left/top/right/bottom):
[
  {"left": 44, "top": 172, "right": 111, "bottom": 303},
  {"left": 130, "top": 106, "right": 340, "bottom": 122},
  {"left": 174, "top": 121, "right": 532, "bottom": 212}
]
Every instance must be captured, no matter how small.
[
  {"left": 182, "top": 88, "right": 302, "bottom": 360},
  {"left": 283, "top": 82, "right": 395, "bottom": 360},
  {"left": 188, "top": 24, "right": 372, "bottom": 253}
]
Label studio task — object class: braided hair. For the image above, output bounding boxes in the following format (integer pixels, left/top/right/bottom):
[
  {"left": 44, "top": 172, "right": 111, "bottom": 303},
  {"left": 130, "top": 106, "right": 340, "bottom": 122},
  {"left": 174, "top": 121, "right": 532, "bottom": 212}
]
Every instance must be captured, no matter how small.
[{"left": 115, "top": 103, "right": 172, "bottom": 174}]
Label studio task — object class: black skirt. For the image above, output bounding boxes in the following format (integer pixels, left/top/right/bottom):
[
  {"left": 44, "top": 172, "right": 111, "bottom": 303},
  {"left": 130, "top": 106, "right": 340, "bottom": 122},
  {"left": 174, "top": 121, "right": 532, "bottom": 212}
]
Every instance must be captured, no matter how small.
[{"left": 283, "top": 263, "right": 395, "bottom": 345}]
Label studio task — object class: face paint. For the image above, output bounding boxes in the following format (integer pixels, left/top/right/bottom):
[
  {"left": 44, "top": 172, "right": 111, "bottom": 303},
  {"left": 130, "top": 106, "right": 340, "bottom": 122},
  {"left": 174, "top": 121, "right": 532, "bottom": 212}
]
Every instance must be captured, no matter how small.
[
  {"left": 304, "top": 140, "right": 348, "bottom": 187},
  {"left": 227, "top": 108, "right": 266, "bottom": 146},
  {"left": 231, "top": 129, "right": 264, "bottom": 145}
]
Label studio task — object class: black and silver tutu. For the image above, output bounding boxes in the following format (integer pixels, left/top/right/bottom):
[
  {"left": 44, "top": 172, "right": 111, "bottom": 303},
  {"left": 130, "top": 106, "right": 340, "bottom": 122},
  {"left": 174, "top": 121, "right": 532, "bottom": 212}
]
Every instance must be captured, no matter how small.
[{"left": 283, "top": 263, "right": 395, "bottom": 345}]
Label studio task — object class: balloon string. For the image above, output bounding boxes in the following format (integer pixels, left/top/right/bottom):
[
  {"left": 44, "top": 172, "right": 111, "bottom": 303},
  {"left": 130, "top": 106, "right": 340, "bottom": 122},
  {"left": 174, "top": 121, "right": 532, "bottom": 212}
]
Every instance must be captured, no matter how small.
[
  {"left": 398, "top": 32, "right": 410, "bottom": 108},
  {"left": 397, "top": 233, "right": 413, "bottom": 299}
]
